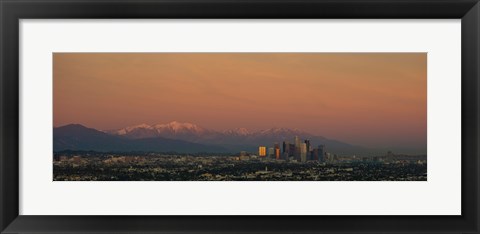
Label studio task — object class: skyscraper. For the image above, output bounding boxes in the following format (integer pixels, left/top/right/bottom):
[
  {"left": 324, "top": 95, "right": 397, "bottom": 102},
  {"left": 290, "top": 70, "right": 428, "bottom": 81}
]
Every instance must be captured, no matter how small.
[
  {"left": 288, "top": 143, "right": 296, "bottom": 158},
  {"left": 312, "top": 148, "right": 319, "bottom": 161},
  {"left": 294, "top": 136, "right": 301, "bottom": 147},
  {"left": 259, "top": 146, "right": 267, "bottom": 157},
  {"left": 275, "top": 149, "right": 281, "bottom": 160},
  {"left": 294, "top": 136, "right": 301, "bottom": 160},
  {"left": 318, "top": 145, "right": 325, "bottom": 162},
  {"left": 274, "top": 143, "right": 281, "bottom": 160},
  {"left": 268, "top": 147, "right": 275, "bottom": 158},
  {"left": 304, "top": 139, "right": 310, "bottom": 153},
  {"left": 283, "top": 141, "right": 290, "bottom": 160},
  {"left": 300, "top": 143, "right": 307, "bottom": 162}
]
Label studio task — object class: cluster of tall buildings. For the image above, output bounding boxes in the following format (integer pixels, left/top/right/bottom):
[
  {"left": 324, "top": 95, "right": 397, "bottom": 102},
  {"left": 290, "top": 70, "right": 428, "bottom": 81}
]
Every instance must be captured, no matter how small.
[{"left": 258, "top": 136, "right": 327, "bottom": 162}]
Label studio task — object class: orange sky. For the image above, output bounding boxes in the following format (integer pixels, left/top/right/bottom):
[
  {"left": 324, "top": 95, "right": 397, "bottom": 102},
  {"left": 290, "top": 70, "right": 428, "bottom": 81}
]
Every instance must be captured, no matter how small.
[{"left": 53, "top": 53, "right": 426, "bottom": 148}]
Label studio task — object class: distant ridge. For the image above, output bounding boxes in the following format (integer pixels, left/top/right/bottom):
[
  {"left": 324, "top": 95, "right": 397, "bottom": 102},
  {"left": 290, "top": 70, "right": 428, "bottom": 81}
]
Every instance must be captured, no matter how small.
[
  {"left": 103, "top": 121, "right": 368, "bottom": 154},
  {"left": 54, "top": 122, "right": 425, "bottom": 155},
  {"left": 53, "top": 124, "right": 227, "bottom": 153}
]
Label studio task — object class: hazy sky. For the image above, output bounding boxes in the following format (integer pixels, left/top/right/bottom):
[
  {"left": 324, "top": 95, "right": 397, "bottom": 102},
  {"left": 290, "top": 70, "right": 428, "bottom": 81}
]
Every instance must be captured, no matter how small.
[{"left": 53, "top": 53, "right": 426, "bottom": 148}]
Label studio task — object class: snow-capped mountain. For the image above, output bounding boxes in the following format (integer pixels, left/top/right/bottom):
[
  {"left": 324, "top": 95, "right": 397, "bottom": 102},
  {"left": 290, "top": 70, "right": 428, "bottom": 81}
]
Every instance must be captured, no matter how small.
[
  {"left": 223, "top": 127, "right": 250, "bottom": 136},
  {"left": 58, "top": 122, "right": 375, "bottom": 155},
  {"left": 154, "top": 121, "right": 208, "bottom": 135},
  {"left": 110, "top": 121, "right": 315, "bottom": 141},
  {"left": 108, "top": 121, "right": 330, "bottom": 148},
  {"left": 256, "top": 127, "right": 309, "bottom": 137},
  {"left": 55, "top": 122, "right": 424, "bottom": 155},
  {"left": 112, "top": 123, "right": 156, "bottom": 139},
  {"left": 108, "top": 121, "right": 216, "bottom": 141},
  {"left": 113, "top": 123, "right": 151, "bottom": 135},
  {"left": 54, "top": 124, "right": 227, "bottom": 153}
]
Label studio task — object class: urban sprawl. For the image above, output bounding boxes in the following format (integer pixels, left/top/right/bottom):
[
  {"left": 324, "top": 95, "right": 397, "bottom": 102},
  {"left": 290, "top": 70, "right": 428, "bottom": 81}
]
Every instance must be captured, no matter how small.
[{"left": 53, "top": 136, "right": 427, "bottom": 181}]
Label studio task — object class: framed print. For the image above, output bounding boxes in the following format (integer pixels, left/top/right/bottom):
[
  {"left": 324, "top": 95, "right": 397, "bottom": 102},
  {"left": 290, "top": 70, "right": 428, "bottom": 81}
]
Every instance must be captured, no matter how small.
[
  {"left": 52, "top": 52, "right": 428, "bottom": 182},
  {"left": 1, "top": 0, "right": 479, "bottom": 233}
]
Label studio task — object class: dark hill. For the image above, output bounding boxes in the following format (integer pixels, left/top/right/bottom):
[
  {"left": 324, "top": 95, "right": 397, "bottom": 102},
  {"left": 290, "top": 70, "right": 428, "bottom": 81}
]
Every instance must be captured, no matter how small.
[{"left": 53, "top": 124, "right": 227, "bottom": 153}]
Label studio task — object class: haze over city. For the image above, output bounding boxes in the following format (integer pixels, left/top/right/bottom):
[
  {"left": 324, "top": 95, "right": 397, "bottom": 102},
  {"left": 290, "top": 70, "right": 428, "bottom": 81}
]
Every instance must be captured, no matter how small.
[{"left": 53, "top": 53, "right": 426, "bottom": 150}]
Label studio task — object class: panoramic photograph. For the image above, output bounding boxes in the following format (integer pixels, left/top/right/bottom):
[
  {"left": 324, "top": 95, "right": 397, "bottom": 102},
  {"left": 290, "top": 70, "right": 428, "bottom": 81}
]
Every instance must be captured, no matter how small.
[{"left": 53, "top": 53, "right": 427, "bottom": 181}]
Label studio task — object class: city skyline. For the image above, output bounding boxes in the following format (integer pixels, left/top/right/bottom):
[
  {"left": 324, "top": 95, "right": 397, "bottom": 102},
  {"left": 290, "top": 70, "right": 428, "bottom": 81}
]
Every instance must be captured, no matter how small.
[
  {"left": 54, "top": 53, "right": 427, "bottom": 149},
  {"left": 54, "top": 127, "right": 427, "bottom": 181}
]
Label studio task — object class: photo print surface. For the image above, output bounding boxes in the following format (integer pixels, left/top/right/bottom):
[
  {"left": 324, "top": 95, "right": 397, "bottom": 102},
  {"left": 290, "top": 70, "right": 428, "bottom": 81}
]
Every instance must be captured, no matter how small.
[{"left": 53, "top": 53, "right": 427, "bottom": 181}]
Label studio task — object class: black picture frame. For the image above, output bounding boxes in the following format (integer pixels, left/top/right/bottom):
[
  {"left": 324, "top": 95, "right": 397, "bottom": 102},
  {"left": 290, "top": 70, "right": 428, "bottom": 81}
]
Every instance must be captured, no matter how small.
[{"left": 1, "top": 0, "right": 479, "bottom": 233}]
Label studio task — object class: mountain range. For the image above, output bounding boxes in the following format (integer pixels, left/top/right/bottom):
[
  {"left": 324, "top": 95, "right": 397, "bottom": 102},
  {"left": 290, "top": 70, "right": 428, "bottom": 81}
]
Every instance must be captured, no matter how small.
[
  {"left": 53, "top": 121, "right": 417, "bottom": 156},
  {"left": 54, "top": 124, "right": 227, "bottom": 153}
]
